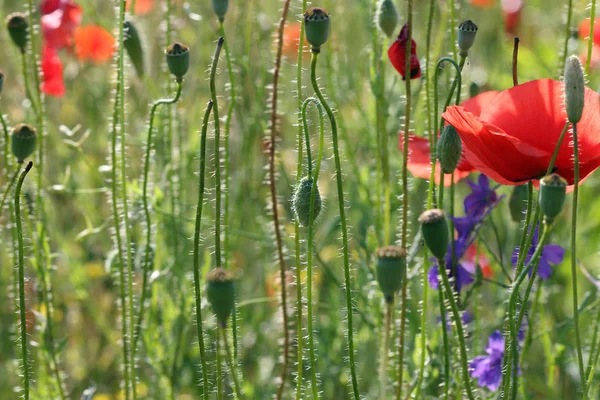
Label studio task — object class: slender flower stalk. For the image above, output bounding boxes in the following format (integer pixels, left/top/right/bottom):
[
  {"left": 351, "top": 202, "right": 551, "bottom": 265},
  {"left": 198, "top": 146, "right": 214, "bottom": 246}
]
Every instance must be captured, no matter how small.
[
  {"left": 512, "top": 37, "right": 520, "bottom": 86},
  {"left": 586, "top": 0, "right": 597, "bottom": 74},
  {"left": 15, "top": 161, "right": 33, "bottom": 400},
  {"left": 561, "top": 0, "right": 573, "bottom": 69},
  {"left": 216, "top": 327, "right": 223, "bottom": 400},
  {"left": 380, "top": 302, "right": 392, "bottom": 399},
  {"left": 134, "top": 80, "right": 184, "bottom": 357},
  {"left": 222, "top": 327, "right": 243, "bottom": 399},
  {"left": 310, "top": 50, "right": 360, "bottom": 399},
  {"left": 0, "top": 169, "right": 20, "bottom": 215},
  {"left": 270, "top": 2, "right": 292, "bottom": 398}
]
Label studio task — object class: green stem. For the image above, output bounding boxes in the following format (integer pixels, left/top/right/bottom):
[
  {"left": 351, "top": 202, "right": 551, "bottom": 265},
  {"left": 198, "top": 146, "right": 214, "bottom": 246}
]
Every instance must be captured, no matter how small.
[
  {"left": 0, "top": 169, "right": 20, "bottom": 216},
  {"left": 15, "top": 161, "right": 33, "bottom": 400},
  {"left": 20, "top": 51, "right": 38, "bottom": 115},
  {"left": 133, "top": 81, "right": 183, "bottom": 357},
  {"left": 193, "top": 100, "right": 214, "bottom": 400},
  {"left": 571, "top": 123, "right": 588, "bottom": 398},
  {"left": 436, "top": 257, "right": 475, "bottom": 400},
  {"left": 380, "top": 301, "right": 393, "bottom": 399},
  {"left": 222, "top": 327, "right": 243, "bottom": 399},
  {"left": 586, "top": 0, "right": 597, "bottom": 74},
  {"left": 217, "top": 327, "right": 223, "bottom": 400},
  {"left": 562, "top": 0, "right": 573, "bottom": 69},
  {"left": 310, "top": 52, "right": 359, "bottom": 400},
  {"left": 438, "top": 288, "right": 450, "bottom": 399},
  {"left": 302, "top": 97, "right": 326, "bottom": 399}
]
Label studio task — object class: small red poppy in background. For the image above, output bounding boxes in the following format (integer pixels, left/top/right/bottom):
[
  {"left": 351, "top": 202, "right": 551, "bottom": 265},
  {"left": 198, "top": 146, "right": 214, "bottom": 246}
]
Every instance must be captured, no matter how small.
[
  {"left": 465, "top": 244, "right": 493, "bottom": 279},
  {"left": 502, "top": 0, "right": 523, "bottom": 35},
  {"left": 469, "top": 0, "right": 494, "bottom": 7},
  {"left": 388, "top": 23, "right": 421, "bottom": 80},
  {"left": 282, "top": 22, "right": 309, "bottom": 59},
  {"left": 41, "top": 0, "right": 82, "bottom": 49},
  {"left": 126, "top": 0, "right": 155, "bottom": 15},
  {"left": 579, "top": 17, "right": 600, "bottom": 46},
  {"left": 442, "top": 79, "right": 600, "bottom": 186},
  {"left": 580, "top": 45, "right": 600, "bottom": 70},
  {"left": 41, "top": 45, "right": 65, "bottom": 97},
  {"left": 74, "top": 25, "right": 116, "bottom": 64},
  {"left": 399, "top": 91, "right": 499, "bottom": 186}
]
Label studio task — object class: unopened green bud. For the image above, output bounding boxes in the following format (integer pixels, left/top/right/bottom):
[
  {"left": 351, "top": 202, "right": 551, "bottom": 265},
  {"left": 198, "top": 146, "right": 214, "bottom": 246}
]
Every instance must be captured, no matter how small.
[
  {"left": 437, "top": 125, "right": 462, "bottom": 174},
  {"left": 124, "top": 21, "right": 144, "bottom": 77},
  {"left": 6, "top": 13, "right": 28, "bottom": 51},
  {"left": 419, "top": 209, "right": 449, "bottom": 260},
  {"left": 304, "top": 8, "right": 330, "bottom": 53},
  {"left": 375, "top": 0, "right": 398, "bottom": 38},
  {"left": 292, "top": 177, "right": 322, "bottom": 227},
  {"left": 539, "top": 174, "right": 567, "bottom": 224},
  {"left": 11, "top": 124, "right": 36, "bottom": 163},
  {"left": 564, "top": 55, "right": 585, "bottom": 123},
  {"left": 165, "top": 42, "right": 189, "bottom": 81},
  {"left": 206, "top": 268, "right": 235, "bottom": 327},
  {"left": 508, "top": 184, "right": 528, "bottom": 222},
  {"left": 458, "top": 20, "right": 478, "bottom": 57},
  {"left": 375, "top": 245, "right": 406, "bottom": 302},
  {"left": 212, "top": 0, "right": 229, "bottom": 22}
]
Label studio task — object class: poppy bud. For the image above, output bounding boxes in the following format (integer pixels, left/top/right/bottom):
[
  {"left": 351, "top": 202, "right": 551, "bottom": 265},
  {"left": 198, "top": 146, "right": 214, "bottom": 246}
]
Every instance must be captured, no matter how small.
[
  {"left": 304, "top": 8, "right": 330, "bottom": 53},
  {"left": 564, "top": 55, "right": 585, "bottom": 123},
  {"left": 458, "top": 20, "right": 478, "bottom": 57},
  {"left": 419, "top": 209, "right": 449, "bottom": 260},
  {"left": 375, "top": 0, "right": 398, "bottom": 38},
  {"left": 124, "top": 21, "right": 144, "bottom": 77},
  {"left": 165, "top": 42, "right": 189, "bottom": 81},
  {"left": 375, "top": 245, "right": 406, "bottom": 303},
  {"left": 6, "top": 13, "right": 28, "bottom": 51},
  {"left": 11, "top": 124, "right": 37, "bottom": 163},
  {"left": 508, "top": 184, "right": 528, "bottom": 222},
  {"left": 212, "top": 0, "right": 229, "bottom": 22},
  {"left": 388, "top": 23, "right": 421, "bottom": 80},
  {"left": 539, "top": 174, "right": 567, "bottom": 224},
  {"left": 292, "top": 177, "right": 322, "bottom": 227},
  {"left": 206, "top": 268, "right": 235, "bottom": 327},
  {"left": 437, "top": 125, "right": 462, "bottom": 174}
]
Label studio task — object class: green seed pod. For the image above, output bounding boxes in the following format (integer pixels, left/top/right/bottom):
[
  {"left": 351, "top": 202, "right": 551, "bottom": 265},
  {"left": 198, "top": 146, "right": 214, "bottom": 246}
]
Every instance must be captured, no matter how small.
[
  {"left": 165, "top": 42, "right": 190, "bottom": 80},
  {"left": 564, "top": 55, "right": 585, "bottom": 123},
  {"left": 375, "top": 0, "right": 398, "bottom": 38},
  {"left": 124, "top": 21, "right": 144, "bottom": 78},
  {"left": 11, "top": 124, "right": 37, "bottom": 163},
  {"left": 212, "top": 0, "right": 229, "bottom": 22},
  {"left": 539, "top": 174, "right": 567, "bottom": 224},
  {"left": 375, "top": 245, "right": 406, "bottom": 302},
  {"left": 304, "top": 8, "right": 331, "bottom": 53},
  {"left": 6, "top": 13, "right": 28, "bottom": 51},
  {"left": 437, "top": 125, "right": 462, "bottom": 174},
  {"left": 292, "top": 177, "right": 322, "bottom": 227},
  {"left": 457, "top": 20, "right": 478, "bottom": 57},
  {"left": 508, "top": 184, "right": 528, "bottom": 222},
  {"left": 419, "top": 209, "right": 449, "bottom": 260},
  {"left": 206, "top": 268, "right": 235, "bottom": 327}
]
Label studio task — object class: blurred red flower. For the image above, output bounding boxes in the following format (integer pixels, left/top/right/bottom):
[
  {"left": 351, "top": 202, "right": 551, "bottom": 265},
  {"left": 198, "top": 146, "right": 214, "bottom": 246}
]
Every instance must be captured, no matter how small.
[
  {"left": 282, "top": 22, "right": 309, "bottom": 59},
  {"left": 469, "top": 0, "right": 495, "bottom": 7},
  {"left": 126, "top": 0, "right": 155, "bottom": 15},
  {"left": 502, "top": 0, "right": 523, "bottom": 35},
  {"left": 399, "top": 91, "right": 499, "bottom": 186},
  {"left": 41, "top": 45, "right": 65, "bottom": 97},
  {"left": 465, "top": 244, "right": 493, "bottom": 279},
  {"left": 74, "top": 25, "right": 116, "bottom": 63},
  {"left": 41, "top": 0, "right": 82, "bottom": 49},
  {"left": 580, "top": 45, "right": 600, "bottom": 70},
  {"left": 579, "top": 18, "right": 600, "bottom": 46},
  {"left": 442, "top": 79, "right": 600, "bottom": 186},
  {"left": 388, "top": 23, "right": 421, "bottom": 80}
]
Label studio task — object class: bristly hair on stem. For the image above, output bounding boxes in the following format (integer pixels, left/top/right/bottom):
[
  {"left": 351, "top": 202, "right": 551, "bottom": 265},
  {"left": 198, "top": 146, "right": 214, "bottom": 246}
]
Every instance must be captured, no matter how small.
[{"left": 270, "top": 1, "right": 292, "bottom": 399}]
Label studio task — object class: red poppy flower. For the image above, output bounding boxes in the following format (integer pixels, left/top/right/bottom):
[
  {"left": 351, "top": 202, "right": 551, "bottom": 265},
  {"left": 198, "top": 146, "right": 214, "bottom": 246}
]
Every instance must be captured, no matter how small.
[
  {"left": 502, "top": 0, "right": 523, "bottom": 35},
  {"left": 41, "top": 45, "right": 65, "bottom": 97},
  {"left": 465, "top": 244, "right": 493, "bottom": 279},
  {"left": 388, "top": 23, "right": 421, "bottom": 80},
  {"left": 74, "top": 25, "right": 116, "bottom": 64},
  {"left": 281, "top": 22, "right": 309, "bottom": 59},
  {"left": 579, "top": 18, "right": 600, "bottom": 46},
  {"left": 442, "top": 79, "right": 600, "bottom": 186},
  {"left": 399, "top": 91, "right": 499, "bottom": 186},
  {"left": 41, "top": 0, "right": 82, "bottom": 49},
  {"left": 126, "top": 0, "right": 155, "bottom": 15},
  {"left": 469, "top": 0, "right": 495, "bottom": 7}
]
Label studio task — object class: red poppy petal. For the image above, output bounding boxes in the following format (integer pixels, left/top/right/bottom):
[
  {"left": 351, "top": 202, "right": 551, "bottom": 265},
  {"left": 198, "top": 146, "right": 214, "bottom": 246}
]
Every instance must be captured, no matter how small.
[
  {"left": 579, "top": 18, "right": 600, "bottom": 46},
  {"left": 74, "top": 25, "right": 116, "bottom": 63},
  {"left": 41, "top": 46, "right": 65, "bottom": 97},
  {"left": 461, "top": 91, "right": 499, "bottom": 117}
]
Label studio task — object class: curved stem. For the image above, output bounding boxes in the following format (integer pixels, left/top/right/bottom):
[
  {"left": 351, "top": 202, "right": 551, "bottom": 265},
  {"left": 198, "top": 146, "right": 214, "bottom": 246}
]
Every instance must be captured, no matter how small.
[
  {"left": 15, "top": 161, "right": 33, "bottom": 400},
  {"left": 302, "top": 97, "right": 326, "bottom": 399},
  {"left": 222, "top": 327, "right": 243, "bottom": 399},
  {"left": 310, "top": 52, "right": 359, "bottom": 400},
  {"left": 133, "top": 81, "right": 183, "bottom": 357}
]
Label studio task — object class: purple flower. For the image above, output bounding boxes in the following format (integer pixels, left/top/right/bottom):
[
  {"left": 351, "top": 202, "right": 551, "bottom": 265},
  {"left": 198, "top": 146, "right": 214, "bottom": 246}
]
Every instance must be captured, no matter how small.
[
  {"left": 464, "top": 175, "right": 500, "bottom": 218},
  {"left": 511, "top": 226, "right": 565, "bottom": 280},
  {"left": 470, "top": 331, "right": 505, "bottom": 392},
  {"left": 438, "top": 310, "right": 474, "bottom": 332}
]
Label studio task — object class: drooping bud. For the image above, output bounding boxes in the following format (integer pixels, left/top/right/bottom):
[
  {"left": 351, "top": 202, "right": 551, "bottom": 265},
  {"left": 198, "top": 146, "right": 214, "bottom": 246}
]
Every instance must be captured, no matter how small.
[
  {"left": 375, "top": 245, "right": 406, "bottom": 303},
  {"left": 304, "top": 8, "right": 330, "bottom": 53},
  {"left": 292, "top": 177, "right": 322, "bottom": 227},
  {"left": 11, "top": 124, "right": 37, "bottom": 163},
  {"left": 437, "top": 125, "right": 462, "bottom": 174},
  {"left": 212, "top": 0, "right": 229, "bottom": 22},
  {"left": 375, "top": 0, "right": 398, "bottom": 38},
  {"left": 165, "top": 42, "right": 189, "bottom": 81},
  {"left": 124, "top": 21, "right": 144, "bottom": 77},
  {"left": 206, "top": 268, "right": 235, "bottom": 327},
  {"left": 508, "top": 184, "right": 528, "bottom": 222},
  {"left": 458, "top": 20, "right": 478, "bottom": 57},
  {"left": 419, "top": 209, "right": 449, "bottom": 260},
  {"left": 6, "top": 13, "right": 28, "bottom": 51},
  {"left": 564, "top": 56, "right": 585, "bottom": 123},
  {"left": 539, "top": 174, "right": 567, "bottom": 224}
]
